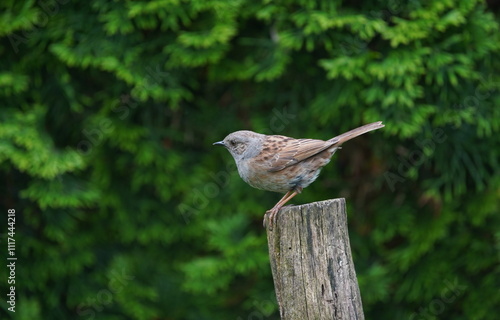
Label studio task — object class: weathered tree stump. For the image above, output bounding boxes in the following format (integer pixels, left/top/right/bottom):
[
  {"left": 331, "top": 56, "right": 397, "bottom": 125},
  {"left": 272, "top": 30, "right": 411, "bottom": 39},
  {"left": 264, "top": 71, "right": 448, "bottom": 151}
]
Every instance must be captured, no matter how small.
[{"left": 266, "top": 198, "right": 364, "bottom": 320}]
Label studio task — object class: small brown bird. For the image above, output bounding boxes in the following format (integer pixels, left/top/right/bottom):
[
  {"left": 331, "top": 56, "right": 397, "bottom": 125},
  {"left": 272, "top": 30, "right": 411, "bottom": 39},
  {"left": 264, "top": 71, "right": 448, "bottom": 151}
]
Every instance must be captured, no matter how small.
[{"left": 213, "top": 121, "right": 384, "bottom": 228}]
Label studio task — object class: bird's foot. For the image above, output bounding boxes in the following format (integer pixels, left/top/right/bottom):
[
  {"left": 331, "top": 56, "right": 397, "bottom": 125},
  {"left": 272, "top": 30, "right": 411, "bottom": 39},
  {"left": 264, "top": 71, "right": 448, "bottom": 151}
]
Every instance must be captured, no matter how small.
[
  {"left": 263, "top": 207, "right": 280, "bottom": 230},
  {"left": 263, "top": 204, "right": 295, "bottom": 229}
]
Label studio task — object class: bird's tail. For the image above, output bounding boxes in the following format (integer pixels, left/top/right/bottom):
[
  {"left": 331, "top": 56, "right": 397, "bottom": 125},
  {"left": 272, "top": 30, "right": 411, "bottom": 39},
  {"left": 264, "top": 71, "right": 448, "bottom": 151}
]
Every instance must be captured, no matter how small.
[{"left": 329, "top": 121, "right": 385, "bottom": 145}]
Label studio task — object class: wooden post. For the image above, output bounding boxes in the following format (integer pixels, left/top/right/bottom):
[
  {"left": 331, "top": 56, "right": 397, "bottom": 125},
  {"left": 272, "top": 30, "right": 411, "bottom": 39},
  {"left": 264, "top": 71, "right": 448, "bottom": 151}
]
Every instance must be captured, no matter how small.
[{"left": 266, "top": 198, "right": 364, "bottom": 320}]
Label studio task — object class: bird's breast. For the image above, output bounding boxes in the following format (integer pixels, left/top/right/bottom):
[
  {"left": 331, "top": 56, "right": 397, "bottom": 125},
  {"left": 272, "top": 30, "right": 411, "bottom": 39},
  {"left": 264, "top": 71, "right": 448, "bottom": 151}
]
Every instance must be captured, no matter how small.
[
  {"left": 235, "top": 147, "right": 337, "bottom": 194},
  {"left": 236, "top": 158, "right": 289, "bottom": 193}
]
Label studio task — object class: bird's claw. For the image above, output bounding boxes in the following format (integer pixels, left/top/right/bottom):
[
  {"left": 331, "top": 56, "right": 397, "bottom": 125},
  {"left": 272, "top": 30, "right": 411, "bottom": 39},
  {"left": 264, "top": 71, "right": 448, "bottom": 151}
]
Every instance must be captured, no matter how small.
[
  {"left": 263, "top": 208, "right": 279, "bottom": 230},
  {"left": 263, "top": 204, "right": 296, "bottom": 229}
]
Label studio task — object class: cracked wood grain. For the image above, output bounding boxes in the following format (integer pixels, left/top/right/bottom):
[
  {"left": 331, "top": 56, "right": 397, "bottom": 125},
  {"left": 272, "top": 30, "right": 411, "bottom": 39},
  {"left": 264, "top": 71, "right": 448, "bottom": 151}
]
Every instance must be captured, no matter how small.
[{"left": 266, "top": 198, "right": 364, "bottom": 320}]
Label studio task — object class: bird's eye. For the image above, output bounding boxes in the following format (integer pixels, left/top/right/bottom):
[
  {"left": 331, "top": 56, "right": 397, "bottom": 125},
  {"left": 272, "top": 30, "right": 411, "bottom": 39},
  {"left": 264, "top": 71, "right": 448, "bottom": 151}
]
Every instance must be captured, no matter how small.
[{"left": 229, "top": 140, "right": 236, "bottom": 146}]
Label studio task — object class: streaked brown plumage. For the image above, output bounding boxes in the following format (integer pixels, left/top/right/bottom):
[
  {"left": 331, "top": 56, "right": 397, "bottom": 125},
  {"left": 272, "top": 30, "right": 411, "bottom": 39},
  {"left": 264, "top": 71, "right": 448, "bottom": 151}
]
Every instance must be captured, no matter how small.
[{"left": 214, "top": 121, "right": 384, "bottom": 229}]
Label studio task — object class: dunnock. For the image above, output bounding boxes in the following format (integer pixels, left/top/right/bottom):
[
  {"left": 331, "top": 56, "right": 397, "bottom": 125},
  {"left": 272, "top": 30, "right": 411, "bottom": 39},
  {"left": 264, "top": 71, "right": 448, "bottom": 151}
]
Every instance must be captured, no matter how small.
[{"left": 213, "top": 121, "right": 384, "bottom": 228}]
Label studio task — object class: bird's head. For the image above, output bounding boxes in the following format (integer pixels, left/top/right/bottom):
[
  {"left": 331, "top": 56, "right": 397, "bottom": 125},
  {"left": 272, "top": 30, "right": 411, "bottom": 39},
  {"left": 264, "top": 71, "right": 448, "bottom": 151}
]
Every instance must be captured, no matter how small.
[{"left": 213, "top": 130, "right": 264, "bottom": 161}]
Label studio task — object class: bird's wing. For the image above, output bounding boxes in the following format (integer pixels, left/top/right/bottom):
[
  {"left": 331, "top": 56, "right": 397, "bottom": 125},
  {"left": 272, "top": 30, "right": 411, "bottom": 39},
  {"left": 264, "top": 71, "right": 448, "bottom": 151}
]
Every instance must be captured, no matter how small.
[{"left": 264, "top": 136, "right": 338, "bottom": 172}]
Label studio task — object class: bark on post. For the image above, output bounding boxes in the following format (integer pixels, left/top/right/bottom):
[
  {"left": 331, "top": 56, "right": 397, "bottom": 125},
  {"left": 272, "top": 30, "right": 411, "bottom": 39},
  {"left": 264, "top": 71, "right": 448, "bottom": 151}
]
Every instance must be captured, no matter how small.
[{"left": 266, "top": 198, "right": 364, "bottom": 320}]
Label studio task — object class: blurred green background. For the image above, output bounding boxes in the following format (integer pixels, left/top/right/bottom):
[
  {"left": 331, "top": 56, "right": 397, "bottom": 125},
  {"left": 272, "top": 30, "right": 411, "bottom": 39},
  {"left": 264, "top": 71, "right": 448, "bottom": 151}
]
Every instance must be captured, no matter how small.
[{"left": 1, "top": 0, "right": 499, "bottom": 319}]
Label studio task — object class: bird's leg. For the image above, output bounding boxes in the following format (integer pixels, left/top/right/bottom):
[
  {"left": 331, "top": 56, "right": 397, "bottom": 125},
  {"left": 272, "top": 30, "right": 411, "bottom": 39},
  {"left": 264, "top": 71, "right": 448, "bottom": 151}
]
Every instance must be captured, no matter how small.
[
  {"left": 269, "top": 190, "right": 293, "bottom": 213},
  {"left": 263, "top": 191, "right": 290, "bottom": 228},
  {"left": 264, "top": 188, "right": 302, "bottom": 229}
]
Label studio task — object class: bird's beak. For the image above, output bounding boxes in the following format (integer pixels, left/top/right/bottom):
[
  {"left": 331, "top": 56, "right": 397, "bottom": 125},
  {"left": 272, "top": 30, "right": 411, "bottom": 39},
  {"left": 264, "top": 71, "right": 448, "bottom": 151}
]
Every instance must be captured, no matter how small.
[{"left": 213, "top": 141, "right": 225, "bottom": 147}]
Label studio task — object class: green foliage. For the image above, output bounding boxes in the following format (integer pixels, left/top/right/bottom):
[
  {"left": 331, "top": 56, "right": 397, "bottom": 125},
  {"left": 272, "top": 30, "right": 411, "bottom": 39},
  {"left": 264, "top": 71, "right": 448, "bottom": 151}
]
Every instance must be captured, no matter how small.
[{"left": 1, "top": 0, "right": 499, "bottom": 319}]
